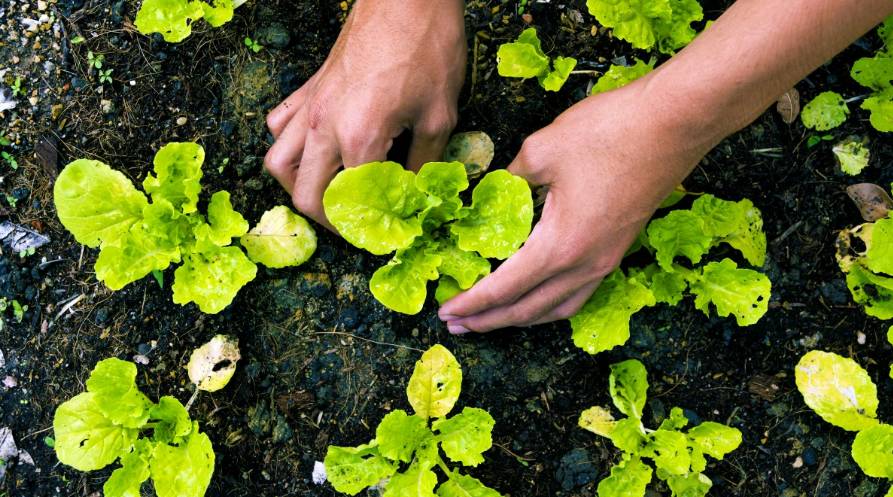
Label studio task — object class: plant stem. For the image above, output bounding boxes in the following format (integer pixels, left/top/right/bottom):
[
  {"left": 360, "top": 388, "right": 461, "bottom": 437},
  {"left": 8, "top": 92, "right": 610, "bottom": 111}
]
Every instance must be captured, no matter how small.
[{"left": 184, "top": 385, "right": 200, "bottom": 412}]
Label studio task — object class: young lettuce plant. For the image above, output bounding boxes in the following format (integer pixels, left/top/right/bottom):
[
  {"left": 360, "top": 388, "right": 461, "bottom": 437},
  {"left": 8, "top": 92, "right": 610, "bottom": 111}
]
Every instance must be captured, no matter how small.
[
  {"left": 796, "top": 350, "right": 893, "bottom": 495},
  {"left": 800, "top": 91, "right": 850, "bottom": 131},
  {"left": 590, "top": 58, "right": 655, "bottom": 95},
  {"left": 850, "top": 16, "right": 893, "bottom": 132},
  {"left": 579, "top": 359, "right": 742, "bottom": 497},
  {"left": 323, "top": 161, "right": 532, "bottom": 314},
  {"left": 53, "top": 142, "right": 316, "bottom": 314},
  {"left": 134, "top": 0, "right": 246, "bottom": 43},
  {"left": 323, "top": 344, "right": 503, "bottom": 496},
  {"left": 570, "top": 194, "right": 771, "bottom": 355},
  {"left": 497, "top": 27, "right": 578, "bottom": 92},
  {"left": 586, "top": 0, "right": 703, "bottom": 54}
]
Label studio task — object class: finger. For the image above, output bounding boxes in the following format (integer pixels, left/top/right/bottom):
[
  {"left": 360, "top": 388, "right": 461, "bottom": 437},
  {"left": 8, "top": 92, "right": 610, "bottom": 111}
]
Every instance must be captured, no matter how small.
[
  {"left": 292, "top": 133, "right": 341, "bottom": 230},
  {"left": 264, "top": 107, "right": 310, "bottom": 194},
  {"left": 507, "top": 138, "right": 551, "bottom": 187},
  {"left": 339, "top": 128, "right": 392, "bottom": 168},
  {"left": 267, "top": 82, "right": 312, "bottom": 138},
  {"left": 407, "top": 129, "right": 450, "bottom": 171},
  {"left": 529, "top": 279, "right": 601, "bottom": 326}
]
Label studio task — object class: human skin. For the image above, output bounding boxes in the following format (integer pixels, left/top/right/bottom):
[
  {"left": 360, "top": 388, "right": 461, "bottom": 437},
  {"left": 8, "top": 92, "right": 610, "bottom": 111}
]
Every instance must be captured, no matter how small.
[{"left": 266, "top": 0, "right": 893, "bottom": 333}]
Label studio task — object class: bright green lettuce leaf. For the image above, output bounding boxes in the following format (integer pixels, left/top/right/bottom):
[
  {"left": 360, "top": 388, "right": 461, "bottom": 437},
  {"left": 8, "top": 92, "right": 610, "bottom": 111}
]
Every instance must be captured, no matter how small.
[
  {"left": 94, "top": 223, "right": 182, "bottom": 291},
  {"left": 690, "top": 195, "right": 767, "bottom": 267},
  {"left": 644, "top": 429, "right": 690, "bottom": 475},
  {"left": 383, "top": 464, "right": 438, "bottom": 497},
  {"left": 241, "top": 205, "right": 317, "bottom": 268},
  {"left": 852, "top": 423, "right": 893, "bottom": 478},
  {"left": 852, "top": 55, "right": 893, "bottom": 91},
  {"left": 104, "top": 441, "right": 153, "bottom": 497},
  {"left": 435, "top": 277, "right": 464, "bottom": 305},
  {"left": 325, "top": 444, "right": 397, "bottom": 495},
  {"left": 658, "top": 407, "right": 690, "bottom": 431},
  {"left": 375, "top": 410, "right": 429, "bottom": 463},
  {"left": 636, "top": 264, "right": 688, "bottom": 305},
  {"left": 795, "top": 350, "right": 879, "bottom": 431},
  {"left": 171, "top": 245, "right": 257, "bottom": 314},
  {"left": 609, "top": 418, "right": 648, "bottom": 453},
  {"left": 452, "top": 170, "right": 533, "bottom": 259},
  {"left": 579, "top": 406, "right": 618, "bottom": 439},
  {"left": 587, "top": 0, "right": 701, "bottom": 54},
  {"left": 592, "top": 58, "right": 655, "bottom": 94},
  {"left": 666, "top": 473, "right": 712, "bottom": 497},
  {"left": 407, "top": 344, "right": 462, "bottom": 420},
  {"left": 687, "top": 422, "right": 741, "bottom": 459},
  {"left": 688, "top": 260, "right": 771, "bottom": 326},
  {"left": 54, "top": 159, "right": 148, "bottom": 248},
  {"left": 801, "top": 91, "right": 849, "bottom": 131},
  {"left": 880, "top": 16, "right": 893, "bottom": 48},
  {"left": 370, "top": 242, "right": 443, "bottom": 315},
  {"left": 655, "top": 0, "right": 703, "bottom": 53},
  {"left": 437, "top": 472, "right": 502, "bottom": 497},
  {"left": 416, "top": 162, "right": 469, "bottom": 200},
  {"left": 323, "top": 161, "right": 427, "bottom": 255},
  {"left": 433, "top": 407, "right": 495, "bottom": 467},
  {"left": 647, "top": 210, "right": 713, "bottom": 270},
  {"left": 540, "top": 56, "right": 578, "bottom": 92},
  {"left": 199, "top": 0, "right": 232, "bottom": 26},
  {"left": 430, "top": 237, "right": 491, "bottom": 290},
  {"left": 134, "top": 0, "right": 205, "bottom": 42},
  {"left": 832, "top": 137, "right": 871, "bottom": 176},
  {"left": 609, "top": 359, "right": 649, "bottom": 420},
  {"left": 845, "top": 263, "right": 893, "bottom": 319},
  {"left": 205, "top": 191, "right": 248, "bottom": 246},
  {"left": 53, "top": 392, "right": 138, "bottom": 471},
  {"left": 862, "top": 89, "right": 893, "bottom": 132},
  {"left": 142, "top": 142, "right": 204, "bottom": 214},
  {"left": 150, "top": 396, "right": 193, "bottom": 444},
  {"left": 149, "top": 427, "right": 215, "bottom": 497},
  {"left": 597, "top": 458, "right": 652, "bottom": 497},
  {"left": 866, "top": 217, "right": 893, "bottom": 276},
  {"left": 496, "top": 28, "right": 550, "bottom": 79},
  {"left": 86, "top": 358, "right": 152, "bottom": 429},
  {"left": 570, "top": 269, "right": 656, "bottom": 355}
]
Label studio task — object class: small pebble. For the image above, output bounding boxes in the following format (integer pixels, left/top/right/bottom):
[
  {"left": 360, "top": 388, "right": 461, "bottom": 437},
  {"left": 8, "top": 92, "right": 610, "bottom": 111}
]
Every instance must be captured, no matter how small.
[
  {"left": 133, "top": 354, "right": 150, "bottom": 365},
  {"left": 176, "top": 116, "right": 187, "bottom": 126},
  {"left": 857, "top": 332, "right": 866, "bottom": 345},
  {"left": 2, "top": 375, "right": 17, "bottom": 389},
  {"left": 37, "top": 0, "right": 47, "bottom": 10},
  {"left": 792, "top": 456, "right": 804, "bottom": 468}
]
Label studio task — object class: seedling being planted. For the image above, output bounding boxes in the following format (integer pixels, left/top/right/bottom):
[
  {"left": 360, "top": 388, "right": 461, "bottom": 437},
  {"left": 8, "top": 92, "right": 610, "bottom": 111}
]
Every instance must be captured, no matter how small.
[
  {"left": 579, "top": 359, "right": 742, "bottom": 497},
  {"left": 134, "top": 0, "right": 245, "bottom": 43},
  {"left": 323, "top": 344, "right": 504, "bottom": 496},
  {"left": 497, "top": 28, "right": 578, "bottom": 92}
]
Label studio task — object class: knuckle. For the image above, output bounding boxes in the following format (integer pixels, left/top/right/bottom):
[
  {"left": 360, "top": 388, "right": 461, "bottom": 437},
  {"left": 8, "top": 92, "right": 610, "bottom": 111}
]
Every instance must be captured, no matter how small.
[
  {"left": 292, "top": 192, "right": 318, "bottom": 217},
  {"left": 263, "top": 149, "right": 287, "bottom": 175}
]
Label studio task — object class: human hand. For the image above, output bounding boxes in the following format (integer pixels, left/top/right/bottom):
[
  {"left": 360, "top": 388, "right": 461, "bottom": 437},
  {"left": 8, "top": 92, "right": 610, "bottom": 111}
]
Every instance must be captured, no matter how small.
[
  {"left": 264, "top": 0, "right": 467, "bottom": 228},
  {"left": 438, "top": 78, "right": 720, "bottom": 333}
]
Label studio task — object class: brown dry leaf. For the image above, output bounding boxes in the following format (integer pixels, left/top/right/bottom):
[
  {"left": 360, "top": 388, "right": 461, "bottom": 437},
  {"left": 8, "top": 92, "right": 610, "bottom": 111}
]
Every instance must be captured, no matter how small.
[
  {"left": 34, "top": 136, "right": 58, "bottom": 179},
  {"left": 776, "top": 88, "right": 800, "bottom": 124},
  {"left": 846, "top": 183, "right": 893, "bottom": 222}
]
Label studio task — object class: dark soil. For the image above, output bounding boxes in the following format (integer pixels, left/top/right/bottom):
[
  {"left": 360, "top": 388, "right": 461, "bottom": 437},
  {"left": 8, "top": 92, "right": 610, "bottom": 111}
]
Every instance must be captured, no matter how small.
[{"left": 1, "top": 1, "right": 892, "bottom": 496}]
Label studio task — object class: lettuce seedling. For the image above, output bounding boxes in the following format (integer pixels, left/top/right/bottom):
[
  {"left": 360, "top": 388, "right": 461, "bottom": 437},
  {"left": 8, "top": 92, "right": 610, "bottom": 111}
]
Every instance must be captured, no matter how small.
[
  {"left": 795, "top": 350, "right": 893, "bottom": 494},
  {"left": 134, "top": 0, "right": 240, "bottom": 43},
  {"left": 323, "top": 161, "right": 532, "bottom": 314},
  {"left": 801, "top": 91, "right": 850, "bottom": 131},
  {"left": 53, "top": 358, "right": 215, "bottom": 497},
  {"left": 832, "top": 136, "right": 871, "bottom": 176},
  {"left": 571, "top": 194, "right": 771, "bottom": 355},
  {"left": 324, "top": 344, "right": 503, "bottom": 496},
  {"left": 591, "top": 58, "right": 655, "bottom": 94},
  {"left": 579, "top": 359, "right": 742, "bottom": 497},
  {"left": 850, "top": 17, "right": 893, "bottom": 132},
  {"left": 497, "top": 28, "right": 578, "bottom": 92},
  {"left": 53, "top": 142, "right": 316, "bottom": 314},
  {"left": 836, "top": 186, "right": 893, "bottom": 319},
  {"left": 586, "top": 0, "right": 703, "bottom": 54}
]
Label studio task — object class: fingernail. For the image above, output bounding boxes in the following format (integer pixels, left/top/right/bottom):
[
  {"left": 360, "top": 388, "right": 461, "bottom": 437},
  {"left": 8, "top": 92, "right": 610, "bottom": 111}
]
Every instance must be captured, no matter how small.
[
  {"left": 439, "top": 313, "right": 459, "bottom": 321},
  {"left": 448, "top": 324, "right": 470, "bottom": 335}
]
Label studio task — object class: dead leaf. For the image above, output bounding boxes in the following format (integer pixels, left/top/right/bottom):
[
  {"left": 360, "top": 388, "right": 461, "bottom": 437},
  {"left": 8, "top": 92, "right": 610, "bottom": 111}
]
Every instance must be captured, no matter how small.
[
  {"left": 747, "top": 373, "right": 782, "bottom": 401},
  {"left": 34, "top": 136, "right": 58, "bottom": 179},
  {"left": 776, "top": 88, "right": 800, "bottom": 124},
  {"left": 846, "top": 183, "right": 893, "bottom": 222}
]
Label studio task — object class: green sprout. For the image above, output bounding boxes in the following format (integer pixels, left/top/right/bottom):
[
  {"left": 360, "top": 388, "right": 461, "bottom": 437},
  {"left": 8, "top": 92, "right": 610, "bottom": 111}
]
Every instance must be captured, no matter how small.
[{"left": 244, "top": 36, "right": 263, "bottom": 53}]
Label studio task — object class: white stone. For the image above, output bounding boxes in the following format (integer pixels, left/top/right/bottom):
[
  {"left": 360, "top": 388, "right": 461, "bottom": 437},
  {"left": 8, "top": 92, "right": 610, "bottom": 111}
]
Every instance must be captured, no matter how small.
[{"left": 311, "top": 461, "right": 326, "bottom": 485}]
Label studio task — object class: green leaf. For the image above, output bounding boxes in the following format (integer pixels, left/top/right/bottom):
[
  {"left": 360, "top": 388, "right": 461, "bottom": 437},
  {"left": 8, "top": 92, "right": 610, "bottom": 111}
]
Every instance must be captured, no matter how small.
[
  {"left": 53, "top": 392, "right": 138, "bottom": 471},
  {"left": 570, "top": 269, "right": 656, "bottom": 354},
  {"left": 407, "top": 345, "right": 463, "bottom": 419},
  {"left": 54, "top": 159, "right": 148, "bottom": 248},
  {"left": 375, "top": 410, "right": 429, "bottom": 463},
  {"left": 666, "top": 473, "right": 712, "bottom": 497},
  {"left": 579, "top": 406, "right": 618, "bottom": 439},
  {"left": 596, "top": 458, "right": 652, "bottom": 497},
  {"left": 852, "top": 423, "right": 893, "bottom": 478},
  {"left": 690, "top": 194, "right": 767, "bottom": 267},
  {"left": 150, "top": 396, "right": 193, "bottom": 444},
  {"left": 323, "top": 161, "right": 427, "bottom": 255},
  {"left": 435, "top": 276, "right": 464, "bottom": 304},
  {"left": 609, "top": 359, "right": 649, "bottom": 420},
  {"left": 851, "top": 54, "right": 893, "bottom": 92},
  {"left": 587, "top": 0, "right": 701, "bottom": 54},
  {"left": 658, "top": 407, "right": 689, "bottom": 431},
  {"left": 103, "top": 441, "right": 153, "bottom": 497},
  {"left": 142, "top": 142, "right": 205, "bottom": 214},
  {"left": 687, "top": 422, "right": 742, "bottom": 459},
  {"left": 432, "top": 407, "right": 495, "bottom": 467},
  {"left": 416, "top": 161, "right": 469, "bottom": 201},
  {"left": 862, "top": 89, "right": 893, "bottom": 132},
  {"left": 241, "top": 205, "right": 317, "bottom": 268},
  {"left": 430, "top": 237, "right": 491, "bottom": 290},
  {"left": 795, "top": 350, "right": 879, "bottom": 431},
  {"left": 647, "top": 210, "right": 713, "bottom": 270},
  {"left": 370, "top": 242, "right": 443, "bottom": 315},
  {"left": 149, "top": 427, "right": 215, "bottom": 497},
  {"left": 845, "top": 263, "right": 893, "bottom": 319},
  {"left": 540, "top": 56, "right": 578, "bottom": 92},
  {"left": 199, "top": 0, "right": 233, "bottom": 26},
  {"left": 801, "top": 91, "right": 849, "bottom": 131},
  {"left": 655, "top": 0, "right": 703, "bottom": 53},
  {"left": 865, "top": 217, "right": 893, "bottom": 276},
  {"left": 644, "top": 429, "right": 690, "bottom": 475},
  {"left": 609, "top": 418, "right": 648, "bottom": 453},
  {"left": 832, "top": 137, "right": 871, "bottom": 176},
  {"left": 205, "top": 191, "right": 248, "bottom": 246},
  {"left": 451, "top": 170, "right": 533, "bottom": 259},
  {"left": 592, "top": 58, "right": 655, "bottom": 94},
  {"left": 85, "top": 358, "right": 152, "bottom": 429},
  {"left": 171, "top": 245, "right": 257, "bottom": 314},
  {"left": 688, "top": 259, "right": 771, "bottom": 326},
  {"left": 638, "top": 265, "right": 688, "bottom": 305},
  {"left": 324, "top": 444, "right": 397, "bottom": 495},
  {"left": 383, "top": 464, "right": 438, "bottom": 497},
  {"left": 496, "top": 28, "right": 550, "bottom": 79},
  {"left": 436, "top": 472, "right": 502, "bottom": 497},
  {"left": 134, "top": 0, "right": 205, "bottom": 42}
]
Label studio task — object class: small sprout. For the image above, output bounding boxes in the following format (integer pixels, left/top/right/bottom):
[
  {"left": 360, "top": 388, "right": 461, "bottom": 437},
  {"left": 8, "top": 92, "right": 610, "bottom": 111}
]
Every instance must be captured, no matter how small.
[
  {"left": 187, "top": 335, "right": 240, "bottom": 392},
  {"left": 70, "top": 35, "right": 85, "bottom": 45},
  {"left": 806, "top": 133, "right": 835, "bottom": 148},
  {"left": 244, "top": 36, "right": 263, "bottom": 53},
  {"left": 10, "top": 77, "right": 23, "bottom": 98},
  {"left": 86, "top": 51, "right": 104, "bottom": 70},
  {"left": 1, "top": 151, "right": 17, "bottom": 170},
  {"left": 43, "top": 436, "right": 54, "bottom": 448},
  {"left": 98, "top": 69, "right": 114, "bottom": 85},
  {"left": 18, "top": 247, "right": 35, "bottom": 259}
]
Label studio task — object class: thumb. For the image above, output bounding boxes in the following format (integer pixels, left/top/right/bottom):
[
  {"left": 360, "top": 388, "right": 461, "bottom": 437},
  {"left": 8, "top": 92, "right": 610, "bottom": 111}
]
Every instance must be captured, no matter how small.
[{"left": 506, "top": 137, "right": 552, "bottom": 187}]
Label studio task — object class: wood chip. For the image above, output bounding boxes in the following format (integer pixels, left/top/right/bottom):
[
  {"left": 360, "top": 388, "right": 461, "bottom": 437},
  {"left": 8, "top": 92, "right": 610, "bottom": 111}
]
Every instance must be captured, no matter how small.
[
  {"left": 34, "top": 135, "right": 58, "bottom": 179},
  {"left": 846, "top": 183, "right": 893, "bottom": 222},
  {"left": 748, "top": 373, "right": 781, "bottom": 401},
  {"left": 776, "top": 88, "right": 800, "bottom": 124}
]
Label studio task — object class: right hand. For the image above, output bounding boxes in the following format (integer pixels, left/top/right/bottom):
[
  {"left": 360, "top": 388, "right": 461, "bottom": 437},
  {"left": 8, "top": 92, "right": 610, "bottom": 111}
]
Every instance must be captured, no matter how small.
[{"left": 264, "top": 0, "right": 467, "bottom": 229}]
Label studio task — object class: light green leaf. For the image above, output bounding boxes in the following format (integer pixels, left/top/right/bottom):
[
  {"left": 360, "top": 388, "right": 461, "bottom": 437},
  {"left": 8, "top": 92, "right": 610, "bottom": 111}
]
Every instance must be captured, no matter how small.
[
  {"left": 436, "top": 472, "right": 502, "bottom": 497},
  {"left": 205, "top": 191, "right": 248, "bottom": 246},
  {"left": 433, "top": 407, "right": 495, "bottom": 467},
  {"left": 85, "top": 358, "right": 152, "bottom": 429},
  {"left": 370, "top": 242, "right": 443, "bottom": 315},
  {"left": 690, "top": 194, "right": 767, "bottom": 266},
  {"left": 658, "top": 407, "right": 689, "bottom": 431},
  {"left": 609, "top": 359, "right": 649, "bottom": 420},
  {"left": 845, "top": 263, "right": 893, "bottom": 319},
  {"left": 241, "top": 205, "right": 317, "bottom": 268},
  {"left": 451, "top": 170, "right": 533, "bottom": 259},
  {"left": 647, "top": 210, "right": 713, "bottom": 270},
  {"left": 851, "top": 54, "right": 893, "bottom": 92},
  {"left": 862, "top": 89, "right": 893, "bottom": 132},
  {"left": 587, "top": 0, "right": 700, "bottom": 54},
  {"left": 592, "top": 58, "right": 655, "bottom": 94},
  {"left": 596, "top": 458, "right": 652, "bottom": 497},
  {"left": 407, "top": 345, "right": 463, "bottom": 419},
  {"left": 832, "top": 137, "right": 871, "bottom": 176},
  {"left": 149, "top": 427, "right": 215, "bottom": 497},
  {"left": 383, "top": 464, "right": 438, "bottom": 497},
  {"left": 688, "top": 259, "right": 771, "bottom": 326},
  {"left": 570, "top": 269, "right": 656, "bottom": 354},
  {"left": 646, "top": 267, "right": 688, "bottom": 305},
  {"left": 323, "top": 161, "right": 427, "bottom": 255},
  {"left": 375, "top": 410, "right": 429, "bottom": 463},
  {"left": 496, "top": 28, "right": 550, "bottom": 79},
  {"left": 579, "top": 406, "right": 617, "bottom": 439},
  {"left": 150, "top": 396, "right": 193, "bottom": 444},
  {"left": 54, "top": 159, "right": 148, "bottom": 248},
  {"left": 435, "top": 276, "right": 464, "bottom": 305},
  {"left": 134, "top": 0, "right": 205, "bottom": 42},
  {"left": 801, "top": 91, "right": 849, "bottom": 131},
  {"left": 540, "top": 56, "right": 577, "bottom": 92},
  {"left": 53, "top": 392, "right": 138, "bottom": 471},
  {"left": 324, "top": 444, "right": 397, "bottom": 495},
  {"left": 795, "top": 350, "right": 879, "bottom": 431},
  {"left": 172, "top": 245, "right": 257, "bottom": 314},
  {"left": 644, "top": 429, "right": 690, "bottom": 476},
  {"left": 199, "top": 0, "right": 232, "bottom": 27},
  {"left": 687, "top": 422, "right": 742, "bottom": 459},
  {"left": 416, "top": 161, "right": 469, "bottom": 200},
  {"left": 103, "top": 441, "right": 153, "bottom": 497},
  {"left": 430, "top": 237, "right": 491, "bottom": 290},
  {"left": 852, "top": 423, "right": 893, "bottom": 478},
  {"left": 142, "top": 142, "right": 205, "bottom": 214},
  {"left": 666, "top": 473, "right": 712, "bottom": 497},
  {"left": 865, "top": 217, "right": 893, "bottom": 276},
  {"left": 609, "top": 418, "right": 648, "bottom": 453},
  {"left": 655, "top": 0, "right": 703, "bottom": 53}
]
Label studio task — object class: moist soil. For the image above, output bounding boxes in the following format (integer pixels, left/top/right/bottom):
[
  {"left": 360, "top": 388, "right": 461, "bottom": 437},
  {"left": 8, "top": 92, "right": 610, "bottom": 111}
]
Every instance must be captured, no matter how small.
[{"left": 1, "top": 1, "right": 892, "bottom": 496}]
